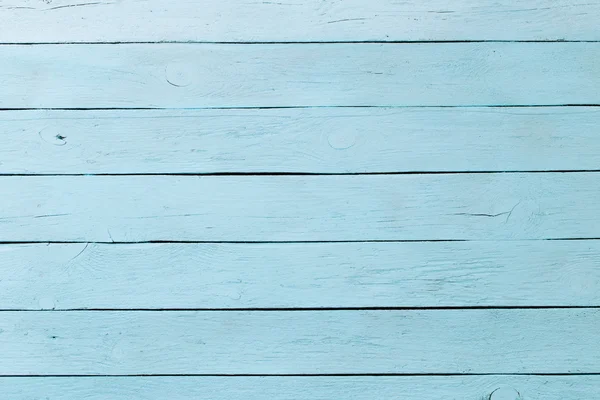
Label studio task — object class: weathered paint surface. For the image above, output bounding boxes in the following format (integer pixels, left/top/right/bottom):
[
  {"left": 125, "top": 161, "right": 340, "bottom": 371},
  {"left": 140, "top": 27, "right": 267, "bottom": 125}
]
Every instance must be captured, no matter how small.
[
  {"left": 0, "top": 310, "right": 598, "bottom": 374},
  {"left": 0, "top": 0, "right": 597, "bottom": 397},
  {"left": 0, "top": 376, "right": 596, "bottom": 400},
  {"left": 2, "top": 241, "right": 599, "bottom": 309},
  {"left": 0, "top": 43, "right": 598, "bottom": 108},
  {"left": 0, "top": 0, "right": 599, "bottom": 42},
  {"left": 2, "top": 174, "right": 600, "bottom": 241},
  {"left": 2, "top": 108, "right": 600, "bottom": 174}
]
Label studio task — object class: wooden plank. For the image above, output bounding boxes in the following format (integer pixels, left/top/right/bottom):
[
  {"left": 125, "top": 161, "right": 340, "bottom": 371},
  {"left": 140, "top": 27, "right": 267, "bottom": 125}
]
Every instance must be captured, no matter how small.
[
  {"left": 4, "top": 107, "right": 600, "bottom": 174},
  {"left": 0, "top": 309, "right": 597, "bottom": 374},
  {"left": 2, "top": 241, "right": 599, "bottom": 309},
  {"left": 0, "top": 376, "right": 596, "bottom": 399},
  {"left": 0, "top": 43, "right": 598, "bottom": 108},
  {"left": 1, "top": 174, "right": 599, "bottom": 242},
  {"left": 1, "top": 0, "right": 598, "bottom": 42}
]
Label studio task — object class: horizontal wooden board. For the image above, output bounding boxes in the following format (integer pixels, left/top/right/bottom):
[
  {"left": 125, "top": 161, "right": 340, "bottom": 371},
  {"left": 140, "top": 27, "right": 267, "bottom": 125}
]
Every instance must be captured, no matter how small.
[
  {"left": 1, "top": 0, "right": 599, "bottom": 42},
  {"left": 0, "top": 376, "right": 596, "bottom": 400},
  {"left": 3, "top": 107, "right": 600, "bottom": 174},
  {"left": 2, "top": 241, "right": 599, "bottom": 309},
  {"left": 1, "top": 174, "right": 599, "bottom": 241},
  {"left": 0, "top": 309, "right": 597, "bottom": 374},
  {"left": 1, "top": 43, "right": 598, "bottom": 108}
]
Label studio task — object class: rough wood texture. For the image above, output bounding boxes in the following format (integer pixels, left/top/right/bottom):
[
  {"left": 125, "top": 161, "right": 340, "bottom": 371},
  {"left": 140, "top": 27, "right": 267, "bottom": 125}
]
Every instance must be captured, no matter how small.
[
  {"left": 0, "top": 309, "right": 597, "bottom": 374},
  {"left": 3, "top": 1, "right": 597, "bottom": 392},
  {"left": 2, "top": 241, "right": 599, "bottom": 309},
  {"left": 1, "top": 0, "right": 598, "bottom": 42},
  {"left": 1, "top": 43, "right": 599, "bottom": 108},
  {"left": 0, "top": 376, "right": 596, "bottom": 399},
  {"left": 1, "top": 174, "right": 599, "bottom": 242},
  {"left": 3, "top": 107, "right": 600, "bottom": 174}
]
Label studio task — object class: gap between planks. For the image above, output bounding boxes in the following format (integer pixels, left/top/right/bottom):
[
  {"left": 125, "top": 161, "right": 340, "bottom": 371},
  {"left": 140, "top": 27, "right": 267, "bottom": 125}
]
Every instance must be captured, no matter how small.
[
  {"left": 2, "top": 40, "right": 600, "bottom": 45},
  {"left": 0, "top": 373, "right": 599, "bottom": 377},
  {"left": 2, "top": 238, "right": 600, "bottom": 244},
  {"left": 4, "top": 170, "right": 600, "bottom": 177},
  {"left": 2, "top": 104, "right": 600, "bottom": 110},
  {"left": 0, "top": 306, "right": 599, "bottom": 312}
]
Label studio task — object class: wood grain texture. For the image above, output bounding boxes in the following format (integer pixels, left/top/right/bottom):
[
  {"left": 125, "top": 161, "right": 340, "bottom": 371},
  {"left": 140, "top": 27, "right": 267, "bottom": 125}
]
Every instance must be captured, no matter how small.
[
  {"left": 3, "top": 0, "right": 597, "bottom": 390},
  {"left": 0, "top": 376, "right": 596, "bottom": 399},
  {"left": 2, "top": 241, "right": 599, "bottom": 309},
  {"left": 1, "top": 174, "right": 599, "bottom": 242},
  {"left": 1, "top": 0, "right": 598, "bottom": 42},
  {"left": 1, "top": 43, "right": 599, "bottom": 108},
  {"left": 0, "top": 309, "right": 597, "bottom": 374},
  {"left": 3, "top": 107, "right": 600, "bottom": 174}
]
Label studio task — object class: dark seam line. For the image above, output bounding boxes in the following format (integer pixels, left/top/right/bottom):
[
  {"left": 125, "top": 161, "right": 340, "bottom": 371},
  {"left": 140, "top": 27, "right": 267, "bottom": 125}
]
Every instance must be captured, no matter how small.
[
  {"left": 2, "top": 170, "right": 600, "bottom": 176},
  {"left": 0, "top": 373, "right": 598, "bottom": 377},
  {"left": 0, "top": 240, "right": 467, "bottom": 244},
  {"left": 0, "top": 306, "right": 598, "bottom": 312},
  {"left": 545, "top": 237, "right": 600, "bottom": 241},
  {"left": 1, "top": 104, "right": 600, "bottom": 111},
  {"left": 1, "top": 238, "right": 600, "bottom": 245},
  {"left": 0, "top": 40, "right": 599, "bottom": 45}
]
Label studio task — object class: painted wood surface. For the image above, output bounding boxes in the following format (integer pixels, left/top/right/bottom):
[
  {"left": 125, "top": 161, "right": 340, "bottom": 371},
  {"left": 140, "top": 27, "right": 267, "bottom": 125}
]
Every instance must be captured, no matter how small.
[
  {"left": 1, "top": 43, "right": 599, "bottom": 108},
  {"left": 2, "top": 241, "right": 599, "bottom": 309},
  {"left": 2, "top": 174, "right": 600, "bottom": 242},
  {"left": 1, "top": 0, "right": 599, "bottom": 42},
  {"left": 0, "top": 376, "right": 596, "bottom": 400},
  {"left": 0, "top": 309, "right": 597, "bottom": 374},
  {"left": 3, "top": 0, "right": 596, "bottom": 393},
  {"left": 3, "top": 107, "right": 600, "bottom": 174}
]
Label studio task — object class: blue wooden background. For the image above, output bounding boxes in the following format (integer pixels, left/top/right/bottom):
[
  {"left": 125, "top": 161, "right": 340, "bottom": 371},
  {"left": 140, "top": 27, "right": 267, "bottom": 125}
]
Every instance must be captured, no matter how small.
[{"left": 1, "top": 1, "right": 599, "bottom": 398}]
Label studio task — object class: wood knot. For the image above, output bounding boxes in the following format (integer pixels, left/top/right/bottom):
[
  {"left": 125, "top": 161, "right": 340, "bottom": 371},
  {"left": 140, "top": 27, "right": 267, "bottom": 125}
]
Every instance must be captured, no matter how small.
[
  {"left": 489, "top": 387, "right": 520, "bottom": 400},
  {"left": 39, "top": 127, "right": 67, "bottom": 146},
  {"left": 327, "top": 130, "right": 357, "bottom": 150},
  {"left": 165, "top": 62, "right": 194, "bottom": 87}
]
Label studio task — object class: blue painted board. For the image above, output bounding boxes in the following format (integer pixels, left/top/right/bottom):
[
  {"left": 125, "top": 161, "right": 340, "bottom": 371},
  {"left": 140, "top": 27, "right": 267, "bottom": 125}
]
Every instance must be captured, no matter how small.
[
  {"left": 0, "top": 376, "right": 596, "bottom": 400},
  {"left": 0, "top": 310, "right": 597, "bottom": 374},
  {"left": 1, "top": 44, "right": 599, "bottom": 108},
  {"left": 1, "top": 241, "right": 598, "bottom": 309},
  {"left": 1, "top": 174, "right": 600, "bottom": 241},
  {"left": 1, "top": 0, "right": 599, "bottom": 42},
  {"left": 2, "top": 107, "right": 600, "bottom": 174}
]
